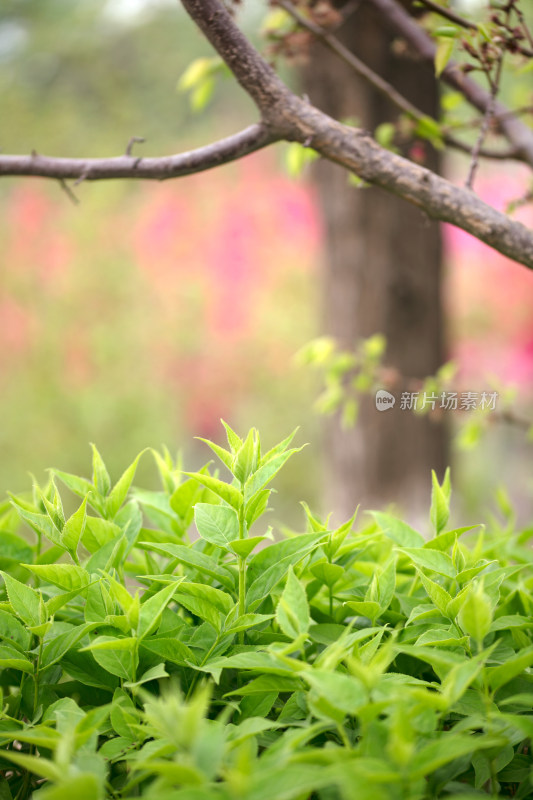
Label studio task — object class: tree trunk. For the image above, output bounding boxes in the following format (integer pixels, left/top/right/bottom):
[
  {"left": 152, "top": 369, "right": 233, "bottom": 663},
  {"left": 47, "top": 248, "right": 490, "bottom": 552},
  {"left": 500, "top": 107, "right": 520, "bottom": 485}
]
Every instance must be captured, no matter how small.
[{"left": 304, "top": 2, "right": 447, "bottom": 525}]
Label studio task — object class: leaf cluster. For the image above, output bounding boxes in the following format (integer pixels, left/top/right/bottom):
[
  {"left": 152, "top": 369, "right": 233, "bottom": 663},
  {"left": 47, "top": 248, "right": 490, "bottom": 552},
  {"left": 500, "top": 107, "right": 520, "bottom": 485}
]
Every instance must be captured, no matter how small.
[{"left": 0, "top": 425, "right": 532, "bottom": 799}]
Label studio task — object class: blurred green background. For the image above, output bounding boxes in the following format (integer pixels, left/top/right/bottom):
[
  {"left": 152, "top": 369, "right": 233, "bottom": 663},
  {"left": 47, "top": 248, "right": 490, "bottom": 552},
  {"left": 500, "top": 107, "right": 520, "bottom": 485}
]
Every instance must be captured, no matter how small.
[
  {"left": 2, "top": 0, "right": 533, "bottom": 527},
  {"left": 0, "top": 0, "right": 322, "bottom": 526}
]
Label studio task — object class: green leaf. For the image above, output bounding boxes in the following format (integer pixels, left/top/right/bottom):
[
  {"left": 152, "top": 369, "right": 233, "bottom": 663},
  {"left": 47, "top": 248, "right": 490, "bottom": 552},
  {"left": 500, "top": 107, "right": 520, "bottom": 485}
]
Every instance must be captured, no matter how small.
[
  {"left": 195, "top": 438, "right": 234, "bottom": 472},
  {"left": 221, "top": 419, "right": 243, "bottom": 453},
  {"left": 229, "top": 536, "right": 266, "bottom": 559},
  {"left": 418, "top": 571, "right": 453, "bottom": 616},
  {"left": 487, "top": 645, "right": 533, "bottom": 691},
  {"left": 370, "top": 511, "right": 424, "bottom": 547},
  {"left": 245, "top": 489, "right": 271, "bottom": 528},
  {"left": 245, "top": 448, "right": 304, "bottom": 499},
  {"left": 140, "top": 542, "right": 235, "bottom": 590},
  {"left": 34, "top": 773, "right": 102, "bottom": 800},
  {"left": 184, "top": 472, "right": 243, "bottom": 510},
  {"left": 11, "top": 504, "right": 62, "bottom": 548},
  {"left": 177, "top": 582, "right": 232, "bottom": 615},
  {"left": 276, "top": 565, "right": 310, "bottom": 639},
  {"left": 61, "top": 496, "right": 87, "bottom": 557},
  {"left": 441, "top": 650, "right": 489, "bottom": 707},
  {"left": 224, "top": 613, "right": 273, "bottom": 635},
  {"left": 430, "top": 468, "right": 450, "bottom": 534},
  {"left": 0, "top": 751, "right": 63, "bottom": 781},
  {"left": 137, "top": 580, "right": 182, "bottom": 640},
  {"left": 408, "top": 735, "right": 507, "bottom": 778},
  {"left": 0, "top": 608, "right": 31, "bottom": 649},
  {"left": 53, "top": 469, "right": 97, "bottom": 504},
  {"left": 41, "top": 622, "right": 99, "bottom": 668},
  {"left": 0, "top": 532, "right": 33, "bottom": 569},
  {"left": 260, "top": 428, "right": 299, "bottom": 466},
  {"left": 0, "top": 571, "right": 41, "bottom": 626},
  {"left": 206, "top": 651, "right": 297, "bottom": 676},
  {"left": 23, "top": 563, "right": 90, "bottom": 592},
  {"left": 178, "top": 57, "right": 214, "bottom": 91},
  {"left": 375, "top": 122, "right": 396, "bottom": 150},
  {"left": 0, "top": 643, "right": 34, "bottom": 673},
  {"left": 344, "top": 600, "right": 381, "bottom": 621},
  {"left": 81, "top": 636, "right": 137, "bottom": 680},
  {"left": 285, "top": 142, "right": 319, "bottom": 178},
  {"left": 310, "top": 561, "right": 344, "bottom": 588},
  {"left": 435, "top": 37, "right": 454, "bottom": 77},
  {"left": 226, "top": 675, "right": 300, "bottom": 697},
  {"left": 304, "top": 669, "right": 366, "bottom": 720},
  {"left": 82, "top": 517, "right": 122, "bottom": 553},
  {"left": 414, "top": 115, "right": 444, "bottom": 148},
  {"left": 246, "top": 533, "right": 326, "bottom": 611},
  {"left": 423, "top": 525, "right": 478, "bottom": 551},
  {"left": 141, "top": 637, "right": 195, "bottom": 666},
  {"left": 457, "top": 582, "right": 493, "bottom": 646},
  {"left": 399, "top": 547, "right": 455, "bottom": 578},
  {"left": 106, "top": 451, "right": 145, "bottom": 519},
  {"left": 91, "top": 443, "right": 111, "bottom": 496},
  {"left": 194, "top": 503, "right": 239, "bottom": 549},
  {"left": 174, "top": 594, "right": 223, "bottom": 632},
  {"left": 233, "top": 428, "right": 257, "bottom": 483}
]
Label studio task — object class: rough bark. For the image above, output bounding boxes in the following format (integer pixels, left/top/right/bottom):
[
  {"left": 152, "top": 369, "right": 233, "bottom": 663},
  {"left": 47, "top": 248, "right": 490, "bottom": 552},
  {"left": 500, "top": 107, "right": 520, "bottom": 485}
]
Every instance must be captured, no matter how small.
[{"left": 304, "top": 2, "right": 447, "bottom": 522}]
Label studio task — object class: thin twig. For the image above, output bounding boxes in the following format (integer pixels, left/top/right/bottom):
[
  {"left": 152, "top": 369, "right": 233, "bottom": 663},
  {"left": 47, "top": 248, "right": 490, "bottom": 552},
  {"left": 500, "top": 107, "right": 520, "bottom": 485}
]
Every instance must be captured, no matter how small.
[
  {"left": 466, "top": 9, "right": 508, "bottom": 189},
  {"left": 125, "top": 136, "right": 146, "bottom": 157},
  {"left": 58, "top": 179, "right": 79, "bottom": 205},
  {"left": 444, "top": 104, "right": 533, "bottom": 133},
  {"left": 416, "top": 0, "right": 478, "bottom": 31}
]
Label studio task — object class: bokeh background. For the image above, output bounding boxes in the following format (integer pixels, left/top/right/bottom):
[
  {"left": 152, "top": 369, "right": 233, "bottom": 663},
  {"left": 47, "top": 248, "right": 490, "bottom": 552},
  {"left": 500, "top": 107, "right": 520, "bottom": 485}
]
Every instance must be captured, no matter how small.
[{"left": 1, "top": 0, "right": 533, "bottom": 527}]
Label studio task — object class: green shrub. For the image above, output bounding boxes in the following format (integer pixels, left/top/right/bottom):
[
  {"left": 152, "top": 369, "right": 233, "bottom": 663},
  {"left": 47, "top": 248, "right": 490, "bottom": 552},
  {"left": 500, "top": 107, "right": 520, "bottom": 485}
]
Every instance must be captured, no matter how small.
[{"left": 0, "top": 425, "right": 532, "bottom": 800}]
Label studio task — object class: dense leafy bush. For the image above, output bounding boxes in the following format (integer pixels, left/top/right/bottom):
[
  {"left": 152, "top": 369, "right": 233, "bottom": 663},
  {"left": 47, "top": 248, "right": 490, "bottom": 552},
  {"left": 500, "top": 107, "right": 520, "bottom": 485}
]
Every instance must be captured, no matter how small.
[{"left": 0, "top": 425, "right": 532, "bottom": 800}]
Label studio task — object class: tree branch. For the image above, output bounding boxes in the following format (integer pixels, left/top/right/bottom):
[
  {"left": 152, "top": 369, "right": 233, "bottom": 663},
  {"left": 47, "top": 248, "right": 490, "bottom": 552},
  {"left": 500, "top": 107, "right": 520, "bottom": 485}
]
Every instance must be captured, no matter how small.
[
  {"left": 0, "top": 124, "right": 276, "bottom": 181},
  {"left": 369, "top": 0, "right": 533, "bottom": 167},
  {"left": 2, "top": 0, "right": 533, "bottom": 271}
]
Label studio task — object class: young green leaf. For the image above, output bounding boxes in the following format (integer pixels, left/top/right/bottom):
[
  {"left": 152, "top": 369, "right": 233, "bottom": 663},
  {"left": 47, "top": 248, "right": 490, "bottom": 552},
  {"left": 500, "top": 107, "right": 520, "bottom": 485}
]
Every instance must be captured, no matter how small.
[
  {"left": 233, "top": 428, "right": 257, "bottom": 484},
  {"left": 61, "top": 496, "right": 87, "bottom": 558},
  {"left": 106, "top": 451, "right": 145, "bottom": 519},
  {"left": 91, "top": 443, "right": 111, "bottom": 496},
  {"left": 194, "top": 503, "right": 239, "bottom": 549},
  {"left": 184, "top": 472, "right": 243, "bottom": 510},
  {"left": 430, "top": 468, "right": 451, "bottom": 535},
  {"left": 276, "top": 565, "right": 310, "bottom": 639},
  {"left": 0, "top": 571, "right": 41, "bottom": 627}
]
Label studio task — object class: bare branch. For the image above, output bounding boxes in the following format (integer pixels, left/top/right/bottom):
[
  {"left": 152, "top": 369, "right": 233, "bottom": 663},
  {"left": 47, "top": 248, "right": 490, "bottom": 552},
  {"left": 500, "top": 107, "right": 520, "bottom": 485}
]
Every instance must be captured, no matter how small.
[
  {"left": 465, "top": 10, "right": 508, "bottom": 189},
  {"left": 2, "top": 0, "right": 533, "bottom": 270},
  {"left": 369, "top": 0, "right": 533, "bottom": 167},
  {"left": 0, "top": 124, "right": 277, "bottom": 181}
]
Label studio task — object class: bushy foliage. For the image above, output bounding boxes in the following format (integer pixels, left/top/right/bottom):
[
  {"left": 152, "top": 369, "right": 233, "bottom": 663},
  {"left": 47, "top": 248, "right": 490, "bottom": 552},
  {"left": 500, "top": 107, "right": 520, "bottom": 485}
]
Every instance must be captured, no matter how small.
[{"left": 0, "top": 425, "right": 532, "bottom": 799}]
